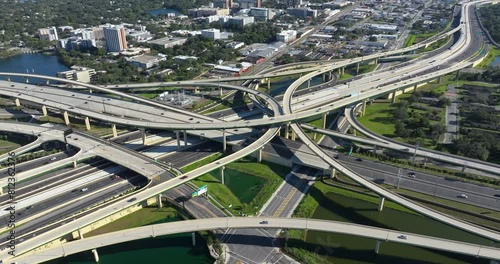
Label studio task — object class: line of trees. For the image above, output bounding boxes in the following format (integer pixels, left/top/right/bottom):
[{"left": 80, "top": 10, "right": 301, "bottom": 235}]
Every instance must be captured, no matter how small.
[{"left": 479, "top": 3, "right": 500, "bottom": 43}]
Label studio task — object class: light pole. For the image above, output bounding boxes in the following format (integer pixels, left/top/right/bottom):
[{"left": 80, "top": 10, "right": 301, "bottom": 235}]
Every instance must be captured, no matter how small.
[
  {"left": 396, "top": 168, "right": 401, "bottom": 189},
  {"left": 102, "top": 97, "right": 107, "bottom": 113}
]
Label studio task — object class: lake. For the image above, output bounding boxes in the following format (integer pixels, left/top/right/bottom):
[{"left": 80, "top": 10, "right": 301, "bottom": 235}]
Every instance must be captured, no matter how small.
[{"left": 0, "top": 53, "right": 69, "bottom": 83}]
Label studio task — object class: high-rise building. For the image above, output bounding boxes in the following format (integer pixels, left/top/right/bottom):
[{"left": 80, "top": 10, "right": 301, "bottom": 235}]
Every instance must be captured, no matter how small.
[
  {"left": 38, "top": 27, "right": 59, "bottom": 41},
  {"left": 239, "top": 0, "right": 261, "bottom": 8},
  {"left": 103, "top": 26, "right": 127, "bottom": 52}
]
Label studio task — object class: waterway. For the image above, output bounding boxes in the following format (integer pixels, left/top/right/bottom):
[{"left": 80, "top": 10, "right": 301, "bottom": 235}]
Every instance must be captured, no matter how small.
[
  {"left": 290, "top": 187, "right": 497, "bottom": 264},
  {"left": 490, "top": 56, "right": 500, "bottom": 67},
  {"left": 0, "top": 53, "right": 69, "bottom": 83}
]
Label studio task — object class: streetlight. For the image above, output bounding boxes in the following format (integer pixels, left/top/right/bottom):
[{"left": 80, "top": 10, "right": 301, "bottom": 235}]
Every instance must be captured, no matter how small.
[
  {"left": 412, "top": 141, "right": 420, "bottom": 163},
  {"left": 396, "top": 168, "right": 401, "bottom": 189}
]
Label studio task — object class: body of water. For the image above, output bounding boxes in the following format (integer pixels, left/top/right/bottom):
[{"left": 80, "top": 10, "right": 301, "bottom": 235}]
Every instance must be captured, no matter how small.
[
  {"left": 148, "top": 8, "right": 182, "bottom": 16},
  {"left": 290, "top": 188, "right": 496, "bottom": 264},
  {"left": 44, "top": 233, "right": 213, "bottom": 264},
  {"left": 0, "top": 53, "right": 69, "bottom": 83},
  {"left": 490, "top": 56, "right": 500, "bottom": 67}
]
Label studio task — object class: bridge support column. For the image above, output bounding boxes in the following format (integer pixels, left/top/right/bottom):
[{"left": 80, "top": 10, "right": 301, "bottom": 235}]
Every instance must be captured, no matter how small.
[
  {"left": 267, "top": 78, "right": 271, "bottom": 91},
  {"left": 391, "top": 90, "right": 397, "bottom": 103},
  {"left": 111, "top": 124, "right": 118, "bottom": 137},
  {"left": 437, "top": 76, "right": 442, "bottom": 83},
  {"left": 285, "top": 229, "right": 289, "bottom": 242},
  {"left": 219, "top": 87, "right": 223, "bottom": 97},
  {"left": 42, "top": 105, "right": 47, "bottom": 116},
  {"left": 78, "top": 228, "right": 84, "bottom": 239},
  {"left": 374, "top": 58, "right": 378, "bottom": 65},
  {"left": 322, "top": 112, "right": 327, "bottom": 129},
  {"left": 284, "top": 125, "right": 290, "bottom": 139},
  {"left": 322, "top": 73, "right": 327, "bottom": 82},
  {"left": 157, "top": 194, "right": 162, "bottom": 208},
  {"left": 257, "top": 147, "right": 263, "bottom": 162},
  {"left": 375, "top": 240, "right": 381, "bottom": 254},
  {"left": 63, "top": 111, "right": 70, "bottom": 125},
  {"left": 91, "top": 249, "right": 99, "bottom": 262},
  {"left": 307, "top": 78, "right": 311, "bottom": 88},
  {"left": 373, "top": 145, "right": 377, "bottom": 155},
  {"left": 73, "top": 159, "right": 77, "bottom": 168},
  {"left": 24, "top": 77, "right": 29, "bottom": 83},
  {"left": 341, "top": 67, "right": 345, "bottom": 76},
  {"left": 6, "top": 77, "right": 10, "bottom": 81},
  {"left": 84, "top": 117, "right": 91, "bottom": 130},
  {"left": 183, "top": 130, "right": 188, "bottom": 147},
  {"left": 46, "top": 80, "right": 50, "bottom": 85},
  {"left": 222, "top": 129, "right": 227, "bottom": 152},
  {"left": 291, "top": 130, "right": 296, "bottom": 141},
  {"left": 14, "top": 98, "right": 20, "bottom": 107},
  {"left": 176, "top": 130, "right": 181, "bottom": 150},
  {"left": 413, "top": 84, "right": 418, "bottom": 93},
  {"left": 361, "top": 100, "right": 367, "bottom": 117},
  {"left": 192, "top": 232, "right": 196, "bottom": 246},
  {"left": 461, "top": 165, "right": 466, "bottom": 173},
  {"left": 89, "top": 89, "right": 92, "bottom": 94},
  {"left": 356, "top": 63, "right": 360, "bottom": 75},
  {"left": 377, "top": 196, "right": 385, "bottom": 211},
  {"left": 221, "top": 166, "right": 225, "bottom": 185},
  {"left": 455, "top": 70, "right": 460, "bottom": 79},
  {"left": 330, "top": 167, "right": 336, "bottom": 179},
  {"left": 139, "top": 128, "right": 147, "bottom": 146}
]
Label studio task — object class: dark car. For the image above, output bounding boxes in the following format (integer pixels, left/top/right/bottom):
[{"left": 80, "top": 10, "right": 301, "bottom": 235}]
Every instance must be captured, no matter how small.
[
  {"left": 259, "top": 221, "right": 268, "bottom": 224},
  {"left": 180, "top": 175, "right": 188, "bottom": 179},
  {"left": 356, "top": 158, "right": 362, "bottom": 162},
  {"left": 127, "top": 198, "right": 137, "bottom": 202}
]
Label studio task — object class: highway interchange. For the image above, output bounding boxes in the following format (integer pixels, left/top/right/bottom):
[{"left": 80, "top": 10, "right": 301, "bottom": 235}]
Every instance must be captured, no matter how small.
[{"left": 0, "top": 0, "right": 499, "bottom": 263}]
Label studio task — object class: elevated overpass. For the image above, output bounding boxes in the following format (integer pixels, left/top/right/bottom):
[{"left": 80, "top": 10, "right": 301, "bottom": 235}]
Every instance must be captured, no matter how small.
[
  {"left": 282, "top": 0, "right": 500, "bottom": 243},
  {"left": 9, "top": 217, "right": 500, "bottom": 263}
]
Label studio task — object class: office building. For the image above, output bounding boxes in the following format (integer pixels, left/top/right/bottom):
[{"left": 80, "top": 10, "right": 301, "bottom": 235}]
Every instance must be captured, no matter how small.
[
  {"left": 240, "top": 0, "right": 261, "bottom": 8},
  {"left": 58, "top": 37, "right": 96, "bottom": 51},
  {"left": 126, "top": 55, "right": 166, "bottom": 69},
  {"left": 277, "top": 30, "right": 297, "bottom": 43},
  {"left": 201, "top": 28, "right": 221, "bottom": 40},
  {"left": 228, "top": 16, "right": 255, "bottom": 27},
  {"left": 57, "top": 66, "right": 96, "bottom": 83},
  {"left": 148, "top": 37, "right": 187, "bottom": 49},
  {"left": 38, "top": 27, "right": 59, "bottom": 41},
  {"left": 188, "top": 8, "right": 229, "bottom": 17},
  {"left": 71, "top": 29, "right": 95, "bottom": 40},
  {"left": 287, "top": 8, "right": 318, "bottom": 18},
  {"left": 250, "top": 8, "right": 275, "bottom": 20},
  {"left": 103, "top": 26, "right": 127, "bottom": 52}
]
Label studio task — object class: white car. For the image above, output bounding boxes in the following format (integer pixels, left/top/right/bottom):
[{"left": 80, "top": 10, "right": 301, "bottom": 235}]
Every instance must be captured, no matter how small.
[
  {"left": 459, "top": 194, "right": 468, "bottom": 199},
  {"left": 81, "top": 188, "right": 88, "bottom": 192}
]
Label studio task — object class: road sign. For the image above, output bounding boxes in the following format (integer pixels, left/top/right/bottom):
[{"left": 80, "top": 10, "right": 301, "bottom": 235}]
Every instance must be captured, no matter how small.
[{"left": 191, "top": 185, "right": 208, "bottom": 197}]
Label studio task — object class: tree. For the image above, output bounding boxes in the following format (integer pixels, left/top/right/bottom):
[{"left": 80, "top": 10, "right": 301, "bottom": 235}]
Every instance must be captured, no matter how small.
[
  {"left": 368, "top": 36, "right": 378, "bottom": 42},
  {"left": 395, "top": 121, "right": 410, "bottom": 138},
  {"left": 415, "top": 128, "right": 426, "bottom": 139},
  {"left": 393, "top": 107, "right": 408, "bottom": 120},
  {"left": 438, "top": 97, "right": 451, "bottom": 107}
]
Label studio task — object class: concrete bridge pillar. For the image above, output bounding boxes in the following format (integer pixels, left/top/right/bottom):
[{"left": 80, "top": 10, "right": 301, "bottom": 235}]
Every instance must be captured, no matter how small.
[
  {"left": 391, "top": 90, "right": 397, "bottom": 103},
  {"left": 455, "top": 70, "right": 460, "bottom": 79},
  {"left": 373, "top": 145, "right": 377, "bottom": 155},
  {"left": 63, "top": 111, "right": 70, "bottom": 125},
  {"left": 437, "top": 76, "right": 443, "bottom": 83},
  {"left": 192, "top": 232, "right": 196, "bottom": 246},
  {"left": 46, "top": 80, "right": 50, "bottom": 85},
  {"left": 89, "top": 89, "right": 93, "bottom": 94},
  {"left": 291, "top": 130, "right": 296, "bottom": 141},
  {"left": 284, "top": 124, "right": 290, "bottom": 139},
  {"left": 341, "top": 67, "right": 345, "bottom": 76},
  {"left": 285, "top": 229, "right": 289, "bottom": 242},
  {"left": 140, "top": 128, "right": 147, "bottom": 146},
  {"left": 361, "top": 100, "right": 367, "bottom": 117},
  {"left": 307, "top": 78, "right": 311, "bottom": 88},
  {"left": 322, "top": 73, "right": 327, "bottom": 82},
  {"left": 461, "top": 165, "right": 466, "bottom": 173},
  {"left": 356, "top": 63, "right": 360, "bottom": 75},
  {"left": 257, "top": 147, "right": 263, "bottom": 162},
  {"left": 14, "top": 98, "right": 20, "bottom": 107},
  {"left": 84, "top": 117, "right": 91, "bottom": 130},
  {"left": 413, "top": 84, "right": 418, "bottom": 93},
  {"left": 183, "top": 130, "right": 188, "bottom": 146},
  {"left": 219, "top": 87, "right": 223, "bottom": 97},
  {"left": 221, "top": 166, "right": 225, "bottom": 185},
  {"left": 267, "top": 78, "right": 271, "bottom": 91},
  {"left": 91, "top": 249, "right": 99, "bottom": 262},
  {"left": 78, "top": 228, "right": 84, "bottom": 239},
  {"left": 157, "top": 194, "right": 162, "bottom": 208},
  {"left": 42, "top": 105, "right": 48, "bottom": 116},
  {"left": 322, "top": 112, "right": 327, "bottom": 129},
  {"left": 377, "top": 196, "right": 385, "bottom": 211},
  {"left": 328, "top": 71, "right": 332, "bottom": 81},
  {"left": 330, "top": 167, "right": 336, "bottom": 179},
  {"left": 374, "top": 58, "right": 378, "bottom": 65},
  {"left": 222, "top": 129, "right": 227, "bottom": 152},
  {"left": 175, "top": 130, "right": 180, "bottom": 150},
  {"left": 111, "top": 124, "right": 118, "bottom": 137},
  {"left": 6, "top": 77, "right": 10, "bottom": 82},
  {"left": 24, "top": 77, "right": 29, "bottom": 83},
  {"left": 73, "top": 159, "right": 77, "bottom": 168},
  {"left": 375, "top": 240, "right": 381, "bottom": 254}
]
